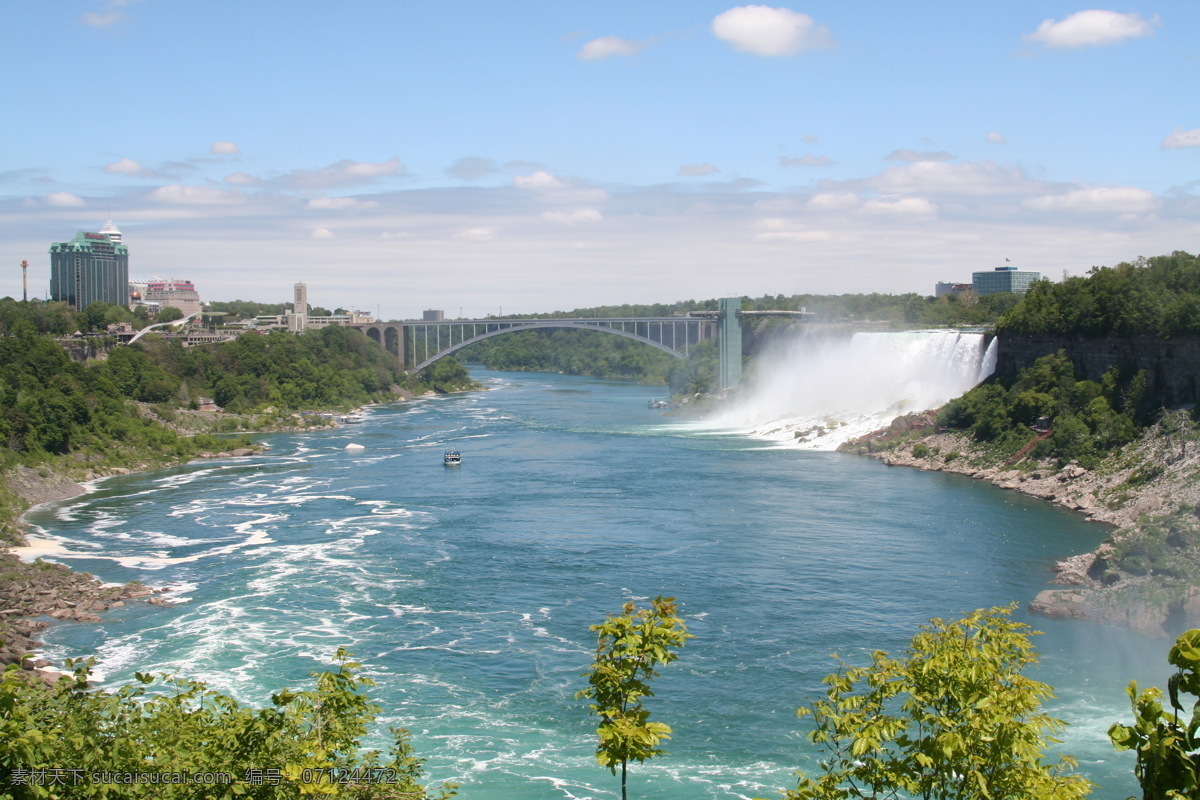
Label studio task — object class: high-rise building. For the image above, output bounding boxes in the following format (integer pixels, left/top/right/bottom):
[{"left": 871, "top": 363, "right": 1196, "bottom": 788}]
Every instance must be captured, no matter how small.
[
  {"left": 144, "top": 278, "right": 202, "bottom": 316},
  {"left": 49, "top": 226, "right": 130, "bottom": 311},
  {"left": 971, "top": 265, "right": 1042, "bottom": 295}
]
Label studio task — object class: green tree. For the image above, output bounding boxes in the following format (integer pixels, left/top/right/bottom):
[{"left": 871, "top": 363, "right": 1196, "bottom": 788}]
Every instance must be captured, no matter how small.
[
  {"left": 782, "top": 605, "right": 1091, "bottom": 800},
  {"left": 1110, "top": 628, "right": 1200, "bottom": 798},
  {"left": 157, "top": 306, "right": 185, "bottom": 323},
  {"left": 0, "top": 648, "right": 456, "bottom": 799},
  {"left": 577, "top": 596, "right": 691, "bottom": 800}
]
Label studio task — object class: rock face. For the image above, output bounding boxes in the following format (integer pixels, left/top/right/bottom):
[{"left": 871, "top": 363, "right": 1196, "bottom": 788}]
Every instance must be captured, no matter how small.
[
  {"left": 0, "top": 552, "right": 162, "bottom": 680},
  {"left": 996, "top": 333, "right": 1200, "bottom": 408},
  {"left": 5, "top": 466, "right": 85, "bottom": 508}
]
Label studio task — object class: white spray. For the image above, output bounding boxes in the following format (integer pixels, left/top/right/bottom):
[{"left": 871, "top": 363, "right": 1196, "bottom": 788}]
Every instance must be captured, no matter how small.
[{"left": 703, "top": 330, "right": 997, "bottom": 451}]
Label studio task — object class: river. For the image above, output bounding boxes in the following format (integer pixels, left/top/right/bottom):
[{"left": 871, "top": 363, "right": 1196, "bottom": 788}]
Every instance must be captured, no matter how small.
[{"left": 25, "top": 363, "right": 1167, "bottom": 799}]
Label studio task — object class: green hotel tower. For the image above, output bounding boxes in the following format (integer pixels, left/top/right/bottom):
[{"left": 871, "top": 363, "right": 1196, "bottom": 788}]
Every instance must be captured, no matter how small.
[{"left": 49, "top": 222, "right": 129, "bottom": 311}]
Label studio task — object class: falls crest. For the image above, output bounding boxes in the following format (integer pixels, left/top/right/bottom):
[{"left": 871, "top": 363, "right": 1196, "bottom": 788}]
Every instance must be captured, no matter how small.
[{"left": 704, "top": 330, "right": 996, "bottom": 450}]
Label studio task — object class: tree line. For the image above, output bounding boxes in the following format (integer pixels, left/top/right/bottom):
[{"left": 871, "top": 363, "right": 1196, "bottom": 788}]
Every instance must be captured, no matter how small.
[{"left": 0, "top": 300, "right": 473, "bottom": 485}]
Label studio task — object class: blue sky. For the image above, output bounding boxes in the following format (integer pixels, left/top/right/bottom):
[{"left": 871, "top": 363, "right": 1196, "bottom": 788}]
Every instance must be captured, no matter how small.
[{"left": 3, "top": 1, "right": 1198, "bottom": 318}]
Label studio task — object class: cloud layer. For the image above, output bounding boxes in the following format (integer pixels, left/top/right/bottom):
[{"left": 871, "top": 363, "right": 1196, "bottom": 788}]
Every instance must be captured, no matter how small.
[
  {"left": 711, "top": 6, "right": 834, "bottom": 56},
  {"left": 1025, "top": 10, "right": 1158, "bottom": 49}
]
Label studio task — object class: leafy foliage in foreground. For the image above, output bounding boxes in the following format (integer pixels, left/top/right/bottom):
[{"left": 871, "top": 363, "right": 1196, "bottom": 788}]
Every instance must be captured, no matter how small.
[
  {"left": 784, "top": 605, "right": 1091, "bottom": 800},
  {"left": 578, "top": 596, "right": 691, "bottom": 800},
  {"left": 1110, "top": 628, "right": 1200, "bottom": 798},
  {"left": 0, "top": 648, "right": 455, "bottom": 799}
]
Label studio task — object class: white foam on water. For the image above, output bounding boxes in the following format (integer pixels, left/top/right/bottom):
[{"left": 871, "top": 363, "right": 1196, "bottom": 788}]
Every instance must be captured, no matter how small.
[
  {"left": 705, "top": 329, "right": 996, "bottom": 451},
  {"left": 152, "top": 467, "right": 224, "bottom": 489}
]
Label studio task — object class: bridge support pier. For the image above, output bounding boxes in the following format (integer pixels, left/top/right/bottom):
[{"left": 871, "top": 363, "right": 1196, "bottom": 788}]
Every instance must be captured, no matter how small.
[{"left": 717, "top": 297, "right": 742, "bottom": 392}]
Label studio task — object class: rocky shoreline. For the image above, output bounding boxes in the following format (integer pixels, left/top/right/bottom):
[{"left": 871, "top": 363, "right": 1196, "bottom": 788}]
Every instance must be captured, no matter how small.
[
  {"left": 840, "top": 409, "right": 1200, "bottom": 638},
  {"left": 0, "top": 463, "right": 192, "bottom": 682},
  {"left": 0, "top": 443, "right": 269, "bottom": 681}
]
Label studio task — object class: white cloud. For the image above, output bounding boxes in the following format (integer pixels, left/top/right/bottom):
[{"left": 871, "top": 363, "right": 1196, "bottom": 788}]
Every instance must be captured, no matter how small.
[
  {"left": 1025, "top": 10, "right": 1158, "bottom": 49},
  {"left": 225, "top": 172, "right": 261, "bottom": 186},
  {"left": 578, "top": 36, "right": 644, "bottom": 60},
  {"left": 148, "top": 185, "right": 245, "bottom": 205},
  {"left": 104, "top": 157, "right": 144, "bottom": 175},
  {"left": 802, "top": 134, "right": 819, "bottom": 144},
  {"left": 861, "top": 196, "right": 937, "bottom": 216},
  {"left": 678, "top": 163, "right": 719, "bottom": 177},
  {"left": 46, "top": 192, "right": 86, "bottom": 207},
  {"left": 886, "top": 149, "right": 953, "bottom": 163},
  {"left": 210, "top": 141, "right": 241, "bottom": 155},
  {"left": 311, "top": 229, "right": 335, "bottom": 239},
  {"left": 1163, "top": 127, "right": 1200, "bottom": 150},
  {"left": 1024, "top": 186, "right": 1160, "bottom": 213},
  {"left": 287, "top": 158, "right": 406, "bottom": 189},
  {"left": 780, "top": 155, "right": 832, "bottom": 167},
  {"left": 305, "top": 197, "right": 379, "bottom": 211},
  {"left": 986, "top": 132, "right": 1006, "bottom": 144},
  {"left": 756, "top": 230, "right": 831, "bottom": 244},
  {"left": 455, "top": 228, "right": 497, "bottom": 242},
  {"left": 514, "top": 171, "right": 567, "bottom": 190},
  {"left": 541, "top": 209, "right": 604, "bottom": 224},
  {"left": 807, "top": 192, "right": 859, "bottom": 211},
  {"left": 869, "top": 160, "right": 1029, "bottom": 197},
  {"left": 752, "top": 218, "right": 829, "bottom": 243},
  {"left": 712, "top": 5, "right": 833, "bottom": 56}
]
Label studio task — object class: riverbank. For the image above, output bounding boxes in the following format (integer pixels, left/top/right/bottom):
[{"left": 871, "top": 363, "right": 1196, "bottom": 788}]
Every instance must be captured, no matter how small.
[
  {"left": 0, "top": 388, "right": 487, "bottom": 676},
  {"left": 0, "top": 454, "right": 257, "bottom": 680},
  {"left": 839, "top": 408, "right": 1200, "bottom": 638}
]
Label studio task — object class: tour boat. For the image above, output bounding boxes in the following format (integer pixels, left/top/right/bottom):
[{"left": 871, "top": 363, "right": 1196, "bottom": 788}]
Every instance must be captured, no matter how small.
[{"left": 444, "top": 450, "right": 462, "bottom": 466}]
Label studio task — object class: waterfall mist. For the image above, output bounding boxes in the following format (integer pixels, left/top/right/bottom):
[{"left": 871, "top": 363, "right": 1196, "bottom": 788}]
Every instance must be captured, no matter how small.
[{"left": 704, "top": 330, "right": 997, "bottom": 450}]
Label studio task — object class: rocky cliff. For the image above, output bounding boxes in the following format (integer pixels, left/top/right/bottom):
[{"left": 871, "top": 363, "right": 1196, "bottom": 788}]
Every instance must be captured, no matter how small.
[{"left": 995, "top": 333, "right": 1200, "bottom": 408}]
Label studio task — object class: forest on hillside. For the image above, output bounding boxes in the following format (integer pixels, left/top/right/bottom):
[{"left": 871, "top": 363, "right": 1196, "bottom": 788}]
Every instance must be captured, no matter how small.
[{"left": 0, "top": 302, "right": 473, "bottom": 481}]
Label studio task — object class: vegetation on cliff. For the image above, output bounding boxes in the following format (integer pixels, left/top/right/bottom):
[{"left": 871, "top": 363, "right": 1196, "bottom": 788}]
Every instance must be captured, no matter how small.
[
  {"left": 998, "top": 250, "right": 1200, "bottom": 338},
  {"left": 0, "top": 317, "right": 250, "bottom": 479},
  {"left": 0, "top": 300, "right": 474, "bottom": 534},
  {"left": 938, "top": 351, "right": 1153, "bottom": 468}
]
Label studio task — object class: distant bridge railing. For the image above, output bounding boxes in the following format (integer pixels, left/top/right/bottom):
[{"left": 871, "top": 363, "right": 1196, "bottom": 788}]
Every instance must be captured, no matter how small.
[{"left": 348, "top": 317, "right": 716, "bottom": 372}]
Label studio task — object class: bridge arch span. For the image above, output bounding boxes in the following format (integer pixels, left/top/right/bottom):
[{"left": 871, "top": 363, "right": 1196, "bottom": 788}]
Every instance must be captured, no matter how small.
[{"left": 411, "top": 321, "right": 686, "bottom": 372}]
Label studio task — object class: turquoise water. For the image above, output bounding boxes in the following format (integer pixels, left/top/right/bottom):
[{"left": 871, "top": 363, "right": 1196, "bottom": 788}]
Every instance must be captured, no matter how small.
[{"left": 28, "top": 369, "right": 1166, "bottom": 798}]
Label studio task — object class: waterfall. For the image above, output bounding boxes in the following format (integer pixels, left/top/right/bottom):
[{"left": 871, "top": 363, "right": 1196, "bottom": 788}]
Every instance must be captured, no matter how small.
[{"left": 703, "top": 329, "right": 997, "bottom": 451}]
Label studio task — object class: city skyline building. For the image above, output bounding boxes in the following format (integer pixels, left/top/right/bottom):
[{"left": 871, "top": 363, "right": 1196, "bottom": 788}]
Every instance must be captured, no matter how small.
[
  {"left": 144, "top": 278, "right": 202, "bottom": 316},
  {"left": 49, "top": 226, "right": 130, "bottom": 311},
  {"left": 972, "top": 265, "right": 1042, "bottom": 295}
]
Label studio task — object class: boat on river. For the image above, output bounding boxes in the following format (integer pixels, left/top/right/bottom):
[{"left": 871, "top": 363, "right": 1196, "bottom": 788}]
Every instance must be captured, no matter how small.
[
  {"left": 648, "top": 399, "right": 669, "bottom": 409},
  {"left": 444, "top": 450, "right": 462, "bottom": 466}
]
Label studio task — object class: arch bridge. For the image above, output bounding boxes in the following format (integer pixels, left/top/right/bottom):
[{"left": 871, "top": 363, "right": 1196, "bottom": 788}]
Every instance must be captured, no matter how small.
[{"left": 348, "top": 316, "right": 717, "bottom": 373}]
